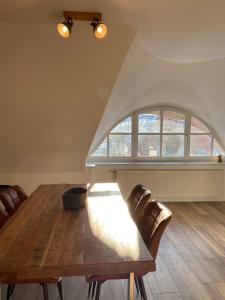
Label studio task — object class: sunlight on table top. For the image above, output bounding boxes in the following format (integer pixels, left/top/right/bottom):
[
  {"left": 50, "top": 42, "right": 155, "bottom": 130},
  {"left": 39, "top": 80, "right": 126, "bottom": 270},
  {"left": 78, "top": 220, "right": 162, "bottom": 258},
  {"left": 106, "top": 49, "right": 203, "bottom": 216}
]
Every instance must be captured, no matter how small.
[{"left": 87, "top": 183, "right": 140, "bottom": 260}]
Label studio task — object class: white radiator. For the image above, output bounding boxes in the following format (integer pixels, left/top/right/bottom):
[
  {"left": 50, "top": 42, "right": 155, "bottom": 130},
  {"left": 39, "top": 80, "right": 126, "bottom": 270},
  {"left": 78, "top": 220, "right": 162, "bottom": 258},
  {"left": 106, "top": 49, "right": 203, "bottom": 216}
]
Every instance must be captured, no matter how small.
[{"left": 116, "top": 169, "right": 224, "bottom": 201}]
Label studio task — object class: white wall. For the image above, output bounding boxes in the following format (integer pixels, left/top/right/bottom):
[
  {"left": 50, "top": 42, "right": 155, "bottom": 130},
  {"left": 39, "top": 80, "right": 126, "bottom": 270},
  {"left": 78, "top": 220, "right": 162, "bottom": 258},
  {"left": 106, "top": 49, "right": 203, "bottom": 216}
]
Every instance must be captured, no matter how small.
[
  {"left": 0, "top": 170, "right": 92, "bottom": 195},
  {"left": 0, "top": 22, "right": 134, "bottom": 191},
  {"left": 3, "top": 161, "right": 223, "bottom": 200}
]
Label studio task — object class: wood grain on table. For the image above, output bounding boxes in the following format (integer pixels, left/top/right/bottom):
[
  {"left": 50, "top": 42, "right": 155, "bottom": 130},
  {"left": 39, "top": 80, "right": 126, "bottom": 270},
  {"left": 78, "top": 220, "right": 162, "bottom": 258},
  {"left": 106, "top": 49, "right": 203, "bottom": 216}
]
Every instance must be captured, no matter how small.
[{"left": 0, "top": 183, "right": 155, "bottom": 281}]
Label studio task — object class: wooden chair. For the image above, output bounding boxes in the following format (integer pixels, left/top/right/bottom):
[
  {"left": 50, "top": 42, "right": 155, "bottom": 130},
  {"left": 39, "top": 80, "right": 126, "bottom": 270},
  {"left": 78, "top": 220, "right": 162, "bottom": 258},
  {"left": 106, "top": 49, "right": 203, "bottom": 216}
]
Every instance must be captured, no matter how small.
[
  {"left": 0, "top": 186, "right": 27, "bottom": 216},
  {"left": 14, "top": 185, "right": 28, "bottom": 201},
  {"left": 132, "top": 195, "right": 152, "bottom": 228},
  {"left": 127, "top": 184, "right": 151, "bottom": 217},
  {"left": 87, "top": 200, "right": 172, "bottom": 300},
  {"left": 0, "top": 186, "right": 63, "bottom": 300},
  {"left": 0, "top": 199, "right": 9, "bottom": 228},
  {"left": 0, "top": 185, "right": 11, "bottom": 192},
  {"left": 139, "top": 200, "right": 172, "bottom": 261}
]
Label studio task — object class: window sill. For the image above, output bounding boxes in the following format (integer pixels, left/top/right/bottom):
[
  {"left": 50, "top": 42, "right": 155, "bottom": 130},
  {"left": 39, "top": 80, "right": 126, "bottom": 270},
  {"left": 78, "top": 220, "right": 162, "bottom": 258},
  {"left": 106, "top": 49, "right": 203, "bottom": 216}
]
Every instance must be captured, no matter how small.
[{"left": 87, "top": 161, "right": 225, "bottom": 168}]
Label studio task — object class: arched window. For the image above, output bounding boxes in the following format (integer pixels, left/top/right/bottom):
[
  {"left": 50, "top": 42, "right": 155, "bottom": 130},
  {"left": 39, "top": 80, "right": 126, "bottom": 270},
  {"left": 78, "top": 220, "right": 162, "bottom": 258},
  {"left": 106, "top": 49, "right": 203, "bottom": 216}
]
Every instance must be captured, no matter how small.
[{"left": 89, "top": 107, "right": 225, "bottom": 162}]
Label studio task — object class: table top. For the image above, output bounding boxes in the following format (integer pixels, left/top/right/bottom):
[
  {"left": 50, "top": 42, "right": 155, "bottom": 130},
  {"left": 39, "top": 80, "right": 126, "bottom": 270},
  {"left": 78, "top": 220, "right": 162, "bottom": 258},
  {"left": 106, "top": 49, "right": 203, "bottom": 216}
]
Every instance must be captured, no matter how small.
[{"left": 0, "top": 183, "right": 155, "bottom": 281}]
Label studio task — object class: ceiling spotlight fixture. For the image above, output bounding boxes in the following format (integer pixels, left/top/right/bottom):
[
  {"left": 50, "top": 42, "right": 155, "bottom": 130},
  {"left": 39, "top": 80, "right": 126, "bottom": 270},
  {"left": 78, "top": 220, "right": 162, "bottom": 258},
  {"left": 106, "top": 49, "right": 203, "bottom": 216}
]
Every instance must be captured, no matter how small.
[
  {"left": 57, "top": 11, "right": 108, "bottom": 40},
  {"left": 91, "top": 19, "right": 108, "bottom": 39},
  {"left": 57, "top": 17, "right": 73, "bottom": 39}
]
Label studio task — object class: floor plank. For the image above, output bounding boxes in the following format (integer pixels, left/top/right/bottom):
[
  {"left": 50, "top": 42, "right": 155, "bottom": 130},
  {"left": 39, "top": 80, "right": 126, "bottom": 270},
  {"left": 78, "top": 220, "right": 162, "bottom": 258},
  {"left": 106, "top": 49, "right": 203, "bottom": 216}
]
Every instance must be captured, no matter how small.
[
  {"left": 145, "top": 257, "right": 178, "bottom": 294},
  {"left": 161, "top": 254, "right": 212, "bottom": 300},
  {"left": 153, "top": 293, "right": 183, "bottom": 300},
  {"left": 205, "top": 282, "right": 225, "bottom": 300}
]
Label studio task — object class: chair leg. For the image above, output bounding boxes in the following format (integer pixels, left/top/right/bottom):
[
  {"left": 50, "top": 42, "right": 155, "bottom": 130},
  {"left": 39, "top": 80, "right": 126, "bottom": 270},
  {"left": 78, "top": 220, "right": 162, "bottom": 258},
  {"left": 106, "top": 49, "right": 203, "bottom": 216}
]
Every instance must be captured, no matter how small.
[
  {"left": 6, "top": 284, "right": 13, "bottom": 300},
  {"left": 10, "top": 284, "right": 15, "bottom": 297},
  {"left": 95, "top": 282, "right": 102, "bottom": 300},
  {"left": 92, "top": 281, "right": 96, "bottom": 298},
  {"left": 137, "top": 277, "right": 147, "bottom": 300},
  {"left": 135, "top": 278, "right": 139, "bottom": 293},
  {"left": 41, "top": 283, "right": 49, "bottom": 300},
  {"left": 88, "top": 282, "right": 92, "bottom": 297},
  {"left": 57, "top": 280, "right": 63, "bottom": 300}
]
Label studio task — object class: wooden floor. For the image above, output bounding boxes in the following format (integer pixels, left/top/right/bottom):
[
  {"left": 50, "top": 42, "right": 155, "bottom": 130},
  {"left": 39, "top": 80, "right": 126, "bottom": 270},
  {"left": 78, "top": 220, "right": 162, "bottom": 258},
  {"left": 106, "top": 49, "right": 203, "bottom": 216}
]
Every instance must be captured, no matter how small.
[{"left": 1, "top": 202, "right": 225, "bottom": 300}]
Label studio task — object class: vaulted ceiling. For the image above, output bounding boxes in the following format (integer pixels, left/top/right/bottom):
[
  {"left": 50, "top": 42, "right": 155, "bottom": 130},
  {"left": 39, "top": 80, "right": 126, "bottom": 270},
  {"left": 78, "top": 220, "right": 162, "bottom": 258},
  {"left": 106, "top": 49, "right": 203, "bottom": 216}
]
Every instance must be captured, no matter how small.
[
  {"left": 92, "top": 35, "right": 225, "bottom": 151},
  {"left": 1, "top": 0, "right": 225, "bottom": 62}
]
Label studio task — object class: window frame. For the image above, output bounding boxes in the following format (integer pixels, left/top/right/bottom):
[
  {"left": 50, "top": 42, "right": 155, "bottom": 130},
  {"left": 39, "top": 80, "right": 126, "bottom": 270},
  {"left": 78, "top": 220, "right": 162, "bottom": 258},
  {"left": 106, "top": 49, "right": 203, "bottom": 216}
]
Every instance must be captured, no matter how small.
[{"left": 88, "top": 106, "right": 225, "bottom": 163}]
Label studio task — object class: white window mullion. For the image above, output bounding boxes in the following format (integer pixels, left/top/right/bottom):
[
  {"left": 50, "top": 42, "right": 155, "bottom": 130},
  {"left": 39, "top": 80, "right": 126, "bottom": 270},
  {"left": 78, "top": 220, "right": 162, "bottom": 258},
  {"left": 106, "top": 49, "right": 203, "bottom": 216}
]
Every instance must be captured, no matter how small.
[
  {"left": 211, "top": 136, "right": 214, "bottom": 156},
  {"left": 185, "top": 113, "right": 191, "bottom": 159},
  {"left": 132, "top": 112, "right": 138, "bottom": 158},
  {"left": 107, "top": 136, "right": 109, "bottom": 157},
  {"left": 160, "top": 110, "right": 163, "bottom": 157}
]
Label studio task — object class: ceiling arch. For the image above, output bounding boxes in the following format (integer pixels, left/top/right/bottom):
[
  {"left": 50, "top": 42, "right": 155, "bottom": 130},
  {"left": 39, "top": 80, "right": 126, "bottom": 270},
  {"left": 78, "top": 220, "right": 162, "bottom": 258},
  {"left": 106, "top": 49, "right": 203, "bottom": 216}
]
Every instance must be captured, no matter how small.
[{"left": 91, "top": 34, "right": 225, "bottom": 152}]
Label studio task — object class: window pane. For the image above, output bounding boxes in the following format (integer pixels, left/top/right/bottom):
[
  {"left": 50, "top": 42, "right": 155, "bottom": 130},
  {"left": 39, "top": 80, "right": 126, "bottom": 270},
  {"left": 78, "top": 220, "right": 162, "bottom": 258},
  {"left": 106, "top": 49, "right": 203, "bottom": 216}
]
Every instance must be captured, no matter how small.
[
  {"left": 190, "top": 135, "right": 212, "bottom": 156},
  {"left": 162, "top": 135, "right": 184, "bottom": 157},
  {"left": 109, "top": 135, "right": 131, "bottom": 156},
  {"left": 191, "top": 117, "right": 209, "bottom": 133},
  {"left": 91, "top": 138, "right": 107, "bottom": 157},
  {"left": 163, "top": 111, "right": 185, "bottom": 133},
  {"left": 111, "top": 117, "right": 131, "bottom": 133},
  {"left": 138, "top": 135, "right": 160, "bottom": 157},
  {"left": 138, "top": 112, "right": 160, "bottom": 133},
  {"left": 213, "top": 139, "right": 225, "bottom": 156}
]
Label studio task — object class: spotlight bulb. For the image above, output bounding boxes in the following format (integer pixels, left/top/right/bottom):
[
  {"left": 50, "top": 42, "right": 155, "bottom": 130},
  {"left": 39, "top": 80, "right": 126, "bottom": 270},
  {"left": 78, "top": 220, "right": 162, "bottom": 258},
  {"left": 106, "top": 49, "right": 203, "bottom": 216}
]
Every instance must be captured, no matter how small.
[
  {"left": 92, "top": 22, "right": 107, "bottom": 39},
  {"left": 97, "top": 27, "right": 103, "bottom": 33},
  {"left": 62, "top": 25, "right": 68, "bottom": 33},
  {"left": 57, "top": 18, "right": 73, "bottom": 39}
]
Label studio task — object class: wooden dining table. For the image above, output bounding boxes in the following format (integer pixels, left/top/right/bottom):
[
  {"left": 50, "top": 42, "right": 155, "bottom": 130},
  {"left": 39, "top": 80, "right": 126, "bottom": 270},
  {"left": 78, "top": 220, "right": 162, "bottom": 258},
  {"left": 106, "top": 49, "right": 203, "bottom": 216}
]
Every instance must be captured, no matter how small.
[{"left": 0, "top": 183, "right": 155, "bottom": 300}]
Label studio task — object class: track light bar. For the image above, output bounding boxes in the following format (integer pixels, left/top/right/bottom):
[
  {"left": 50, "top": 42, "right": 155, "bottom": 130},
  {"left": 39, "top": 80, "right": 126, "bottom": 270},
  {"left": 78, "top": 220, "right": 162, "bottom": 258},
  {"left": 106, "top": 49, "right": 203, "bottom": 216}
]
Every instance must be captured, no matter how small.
[
  {"left": 63, "top": 11, "right": 102, "bottom": 22},
  {"left": 57, "top": 11, "right": 107, "bottom": 39}
]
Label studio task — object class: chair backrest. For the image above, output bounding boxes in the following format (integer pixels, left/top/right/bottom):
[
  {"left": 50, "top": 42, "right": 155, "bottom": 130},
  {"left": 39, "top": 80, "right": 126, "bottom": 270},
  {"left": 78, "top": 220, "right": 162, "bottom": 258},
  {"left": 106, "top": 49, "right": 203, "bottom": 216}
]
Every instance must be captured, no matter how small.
[
  {"left": 0, "top": 199, "right": 9, "bottom": 228},
  {"left": 141, "top": 200, "right": 172, "bottom": 259},
  {"left": 13, "top": 185, "right": 28, "bottom": 201},
  {"left": 134, "top": 198, "right": 152, "bottom": 229},
  {"left": 0, "top": 186, "right": 27, "bottom": 216},
  {"left": 127, "top": 184, "right": 151, "bottom": 210},
  {"left": 0, "top": 185, "right": 11, "bottom": 192}
]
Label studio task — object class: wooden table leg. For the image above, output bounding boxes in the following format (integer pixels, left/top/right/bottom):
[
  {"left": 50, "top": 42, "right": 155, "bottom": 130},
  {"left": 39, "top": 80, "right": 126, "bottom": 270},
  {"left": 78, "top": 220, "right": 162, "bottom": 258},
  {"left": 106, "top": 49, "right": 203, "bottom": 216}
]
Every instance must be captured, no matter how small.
[{"left": 128, "top": 272, "right": 134, "bottom": 300}]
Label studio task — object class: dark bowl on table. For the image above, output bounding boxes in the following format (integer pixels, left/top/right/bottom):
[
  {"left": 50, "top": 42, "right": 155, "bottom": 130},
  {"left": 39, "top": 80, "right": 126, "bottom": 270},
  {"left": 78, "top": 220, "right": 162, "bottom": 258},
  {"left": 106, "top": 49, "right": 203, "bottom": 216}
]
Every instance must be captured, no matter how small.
[{"left": 63, "top": 187, "right": 87, "bottom": 210}]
